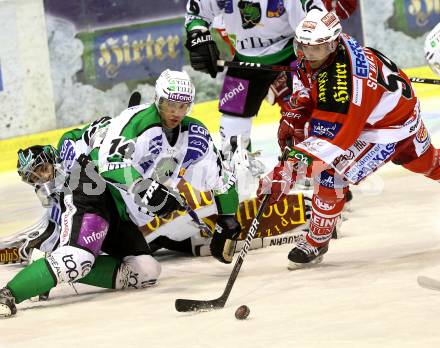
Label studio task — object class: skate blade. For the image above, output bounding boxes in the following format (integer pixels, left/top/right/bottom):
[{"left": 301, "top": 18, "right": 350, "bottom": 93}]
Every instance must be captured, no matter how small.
[
  {"left": 287, "top": 255, "right": 324, "bottom": 270},
  {"left": 0, "top": 304, "right": 14, "bottom": 318}
]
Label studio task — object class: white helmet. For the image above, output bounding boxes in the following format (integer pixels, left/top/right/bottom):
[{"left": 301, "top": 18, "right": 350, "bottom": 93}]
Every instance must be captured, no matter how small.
[
  {"left": 424, "top": 23, "right": 440, "bottom": 76},
  {"left": 294, "top": 8, "right": 342, "bottom": 62},
  {"left": 155, "top": 69, "right": 195, "bottom": 111}
]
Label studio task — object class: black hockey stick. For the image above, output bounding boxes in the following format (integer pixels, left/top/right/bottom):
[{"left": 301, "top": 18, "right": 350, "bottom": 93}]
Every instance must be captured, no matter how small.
[
  {"left": 217, "top": 59, "right": 296, "bottom": 73},
  {"left": 175, "top": 147, "right": 291, "bottom": 312},
  {"left": 128, "top": 91, "right": 142, "bottom": 107},
  {"left": 409, "top": 77, "right": 440, "bottom": 85},
  {"left": 175, "top": 194, "right": 271, "bottom": 312},
  {"left": 218, "top": 60, "right": 440, "bottom": 85}
]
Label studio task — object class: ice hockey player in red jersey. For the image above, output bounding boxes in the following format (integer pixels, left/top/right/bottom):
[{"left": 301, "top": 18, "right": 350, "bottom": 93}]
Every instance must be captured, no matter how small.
[
  {"left": 258, "top": 8, "right": 440, "bottom": 269},
  {"left": 185, "top": 0, "right": 357, "bottom": 178}
]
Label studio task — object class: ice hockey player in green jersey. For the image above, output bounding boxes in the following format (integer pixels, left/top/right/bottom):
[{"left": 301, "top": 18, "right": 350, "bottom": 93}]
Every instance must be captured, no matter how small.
[{"left": 0, "top": 69, "right": 240, "bottom": 318}]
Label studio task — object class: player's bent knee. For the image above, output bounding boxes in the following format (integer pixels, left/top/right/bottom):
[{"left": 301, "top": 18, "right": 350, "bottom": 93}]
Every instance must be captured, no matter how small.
[
  {"left": 122, "top": 255, "right": 161, "bottom": 289},
  {"left": 46, "top": 246, "right": 95, "bottom": 284}
]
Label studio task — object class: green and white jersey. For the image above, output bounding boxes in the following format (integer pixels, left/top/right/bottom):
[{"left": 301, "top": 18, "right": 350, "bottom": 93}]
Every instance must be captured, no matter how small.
[
  {"left": 39, "top": 117, "right": 112, "bottom": 227},
  {"left": 185, "top": 0, "right": 325, "bottom": 64},
  {"left": 57, "top": 116, "right": 112, "bottom": 173},
  {"left": 97, "top": 103, "right": 238, "bottom": 226}
]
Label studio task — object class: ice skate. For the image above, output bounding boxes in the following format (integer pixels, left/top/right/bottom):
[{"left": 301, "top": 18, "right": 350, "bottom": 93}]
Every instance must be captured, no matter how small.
[
  {"left": 287, "top": 237, "right": 329, "bottom": 270},
  {"left": 0, "top": 288, "right": 17, "bottom": 318},
  {"left": 221, "top": 135, "right": 264, "bottom": 200},
  {"left": 221, "top": 135, "right": 265, "bottom": 177}
]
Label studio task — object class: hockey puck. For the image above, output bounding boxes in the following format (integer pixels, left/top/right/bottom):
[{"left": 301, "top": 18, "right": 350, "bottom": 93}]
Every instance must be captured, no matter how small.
[{"left": 235, "top": 305, "right": 250, "bottom": 320}]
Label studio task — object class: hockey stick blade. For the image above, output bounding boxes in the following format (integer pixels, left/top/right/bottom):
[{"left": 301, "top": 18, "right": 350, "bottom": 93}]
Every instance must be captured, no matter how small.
[
  {"left": 417, "top": 275, "right": 440, "bottom": 291},
  {"left": 175, "top": 297, "right": 226, "bottom": 312},
  {"left": 128, "top": 91, "right": 142, "bottom": 107}
]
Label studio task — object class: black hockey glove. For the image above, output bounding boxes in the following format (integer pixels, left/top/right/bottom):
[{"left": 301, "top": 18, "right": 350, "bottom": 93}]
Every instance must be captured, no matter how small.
[
  {"left": 210, "top": 214, "right": 241, "bottom": 264},
  {"left": 185, "top": 29, "right": 221, "bottom": 78},
  {"left": 130, "top": 178, "right": 184, "bottom": 218}
]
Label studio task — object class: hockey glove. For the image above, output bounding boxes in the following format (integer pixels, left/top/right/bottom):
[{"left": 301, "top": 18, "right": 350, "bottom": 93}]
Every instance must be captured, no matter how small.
[
  {"left": 130, "top": 178, "right": 185, "bottom": 218},
  {"left": 257, "top": 160, "right": 298, "bottom": 205},
  {"left": 185, "top": 29, "right": 222, "bottom": 78},
  {"left": 276, "top": 66, "right": 313, "bottom": 148},
  {"left": 323, "top": 0, "right": 357, "bottom": 20},
  {"left": 210, "top": 214, "right": 241, "bottom": 264},
  {"left": 277, "top": 96, "right": 311, "bottom": 150},
  {"left": 267, "top": 72, "right": 290, "bottom": 105}
]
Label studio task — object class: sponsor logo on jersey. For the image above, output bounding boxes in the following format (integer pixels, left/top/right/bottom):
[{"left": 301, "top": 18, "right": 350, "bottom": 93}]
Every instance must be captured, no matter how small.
[
  {"left": 60, "top": 195, "right": 76, "bottom": 246},
  {"left": 345, "top": 36, "right": 369, "bottom": 78},
  {"left": 266, "top": 0, "right": 285, "bottom": 18},
  {"left": 82, "top": 230, "right": 107, "bottom": 245},
  {"left": 345, "top": 143, "right": 396, "bottom": 183},
  {"left": 288, "top": 149, "right": 313, "bottom": 166},
  {"left": 333, "top": 63, "right": 350, "bottom": 104},
  {"left": 352, "top": 76, "right": 363, "bottom": 106},
  {"left": 181, "top": 122, "right": 210, "bottom": 170},
  {"left": 317, "top": 71, "right": 328, "bottom": 103},
  {"left": 238, "top": 1, "right": 262, "bottom": 29},
  {"left": 413, "top": 122, "right": 431, "bottom": 156},
  {"left": 236, "top": 35, "right": 286, "bottom": 50},
  {"left": 59, "top": 139, "right": 76, "bottom": 171},
  {"left": 310, "top": 119, "right": 342, "bottom": 140},
  {"left": 332, "top": 140, "right": 369, "bottom": 173},
  {"left": 364, "top": 48, "right": 378, "bottom": 90},
  {"left": 316, "top": 54, "right": 352, "bottom": 114},
  {"left": 140, "top": 135, "right": 162, "bottom": 173},
  {"left": 217, "top": 0, "right": 233, "bottom": 13},
  {"left": 415, "top": 122, "right": 428, "bottom": 143},
  {"left": 220, "top": 82, "right": 246, "bottom": 107},
  {"left": 190, "top": 123, "right": 209, "bottom": 138},
  {"left": 219, "top": 76, "right": 249, "bottom": 114}
]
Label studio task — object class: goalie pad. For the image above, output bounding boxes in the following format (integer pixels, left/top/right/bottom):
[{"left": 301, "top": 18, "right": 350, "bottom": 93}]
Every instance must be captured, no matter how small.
[{"left": 0, "top": 213, "right": 59, "bottom": 264}]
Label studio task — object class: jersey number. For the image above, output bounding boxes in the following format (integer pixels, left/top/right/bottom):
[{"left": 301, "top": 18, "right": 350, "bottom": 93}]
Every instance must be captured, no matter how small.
[
  {"left": 109, "top": 138, "right": 135, "bottom": 160},
  {"left": 369, "top": 47, "right": 413, "bottom": 100},
  {"left": 83, "top": 116, "right": 111, "bottom": 146}
]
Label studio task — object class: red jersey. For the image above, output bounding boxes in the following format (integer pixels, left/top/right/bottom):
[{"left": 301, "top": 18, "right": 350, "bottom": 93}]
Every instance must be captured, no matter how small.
[{"left": 294, "top": 34, "right": 420, "bottom": 165}]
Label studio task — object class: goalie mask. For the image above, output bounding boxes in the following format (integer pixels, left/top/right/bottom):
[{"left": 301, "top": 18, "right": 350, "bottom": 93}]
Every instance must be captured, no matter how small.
[
  {"left": 425, "top": 23, "right": 440, "bottom": 76},
  {"left": 17, "top": 145, "right": 60, "bottom": 207},
  {"left": 154, "top": 69, "right": 195, "bottom": 127},
  {"left": 294, "top": 9, "right": 341, "bottom": 66}
]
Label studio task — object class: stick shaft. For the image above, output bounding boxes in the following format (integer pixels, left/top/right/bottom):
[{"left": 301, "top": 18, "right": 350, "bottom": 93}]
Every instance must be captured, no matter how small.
[
  {"left": 409, "top": 77, "right": 440, "bottom": 85},
  {"left": 218, "top": 60, "right": 440, "bottom": 85}
]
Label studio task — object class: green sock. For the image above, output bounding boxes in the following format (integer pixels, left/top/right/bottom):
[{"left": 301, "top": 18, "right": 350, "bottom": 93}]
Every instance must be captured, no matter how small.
[
  {"left": 7, "top": 258, "right": 56, "bottom": 304},
  {"left": 78, "top": 255, "right": 121, "bottom": 289}
]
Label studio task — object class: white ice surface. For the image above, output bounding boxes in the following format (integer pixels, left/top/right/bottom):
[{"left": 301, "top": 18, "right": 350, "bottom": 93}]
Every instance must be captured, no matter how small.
[{"left": 1, "top": 112, "right": 440, "bottom": 348}]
